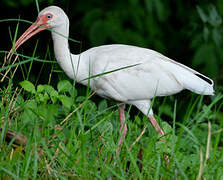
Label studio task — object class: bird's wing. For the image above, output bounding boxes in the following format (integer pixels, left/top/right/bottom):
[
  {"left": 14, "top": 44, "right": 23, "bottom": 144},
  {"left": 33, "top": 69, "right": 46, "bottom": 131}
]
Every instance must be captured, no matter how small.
[{"left": 83, "top": 45, "right": 214, "bottom": 101}]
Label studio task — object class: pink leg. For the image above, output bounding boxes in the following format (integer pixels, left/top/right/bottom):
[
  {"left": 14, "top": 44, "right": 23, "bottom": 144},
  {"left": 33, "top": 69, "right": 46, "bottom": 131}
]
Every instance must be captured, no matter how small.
[
  {"left": 116, "top": 104, "right": 127, "bottom": 155},
  {"left": 148, "top": 116, "right": 169, "bottom": 163},
  {"left": 148, "top": 115, "right": 165, "bottom": 135}
]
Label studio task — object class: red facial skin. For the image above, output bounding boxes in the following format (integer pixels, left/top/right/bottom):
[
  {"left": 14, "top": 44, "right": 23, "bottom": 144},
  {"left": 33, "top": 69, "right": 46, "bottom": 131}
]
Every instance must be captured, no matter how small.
[{"left": 8, "top": 13, "right": 53, "bottom": 57}]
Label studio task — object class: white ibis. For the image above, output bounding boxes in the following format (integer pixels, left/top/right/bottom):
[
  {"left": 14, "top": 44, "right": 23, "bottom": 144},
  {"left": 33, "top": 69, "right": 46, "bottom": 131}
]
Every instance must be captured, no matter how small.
[{"left": 9, "top": 6, "right": 214, "bottom": 154}]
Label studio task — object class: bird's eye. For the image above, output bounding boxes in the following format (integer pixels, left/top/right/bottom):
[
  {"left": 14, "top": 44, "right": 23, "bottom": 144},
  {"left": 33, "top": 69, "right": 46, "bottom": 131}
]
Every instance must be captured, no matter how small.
[{"left": 47, "top": 14, "right": 52, "bottom": 19}]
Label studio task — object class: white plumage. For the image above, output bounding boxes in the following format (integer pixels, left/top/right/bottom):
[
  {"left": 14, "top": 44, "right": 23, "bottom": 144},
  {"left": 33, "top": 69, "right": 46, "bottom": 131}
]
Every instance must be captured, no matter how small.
[
  {"left": 63, "top": 44, "right": 213, "bottom": 116},
  {"left": 10, "top": 6, "right": 214, "bottom": 153}
]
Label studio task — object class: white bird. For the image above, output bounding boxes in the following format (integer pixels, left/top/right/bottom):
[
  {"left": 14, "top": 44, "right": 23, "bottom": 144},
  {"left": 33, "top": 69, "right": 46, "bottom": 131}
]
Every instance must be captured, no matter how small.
[{"left": 9, "top": 6, "right": 214, "bottom": 154}]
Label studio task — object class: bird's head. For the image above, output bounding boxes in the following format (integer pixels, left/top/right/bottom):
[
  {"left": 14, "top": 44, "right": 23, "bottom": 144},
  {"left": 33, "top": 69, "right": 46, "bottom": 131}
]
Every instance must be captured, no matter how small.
[
  {"left": 38, "top": 6, "right": 69, "bottom": 29},
  {"left": 8, "top": 6, "right": 68, "bottom": 56}
]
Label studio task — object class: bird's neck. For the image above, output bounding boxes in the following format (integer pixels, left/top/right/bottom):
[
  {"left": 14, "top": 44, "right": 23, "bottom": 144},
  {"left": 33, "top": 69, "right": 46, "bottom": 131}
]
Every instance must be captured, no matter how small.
[{"left": 51, "top": 27, "right": 81, "bottom": 81}]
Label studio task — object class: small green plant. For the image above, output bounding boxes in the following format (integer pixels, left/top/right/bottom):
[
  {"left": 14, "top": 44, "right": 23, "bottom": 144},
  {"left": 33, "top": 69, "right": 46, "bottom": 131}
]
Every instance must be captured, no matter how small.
[{"left": 20, "top": 80, "right": 75, "bottom": 109}]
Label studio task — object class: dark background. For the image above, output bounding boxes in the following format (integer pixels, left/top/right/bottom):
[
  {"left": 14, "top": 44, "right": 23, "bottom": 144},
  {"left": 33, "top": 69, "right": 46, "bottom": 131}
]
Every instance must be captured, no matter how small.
[{"left": 0, "top": 0, "right": 222, "bottom": 91}]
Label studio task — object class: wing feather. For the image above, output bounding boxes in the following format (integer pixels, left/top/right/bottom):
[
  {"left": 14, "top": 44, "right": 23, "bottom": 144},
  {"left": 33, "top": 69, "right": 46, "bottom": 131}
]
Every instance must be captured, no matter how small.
[{"left": 82, "top": 44, "right": 214, "bottom": 101}]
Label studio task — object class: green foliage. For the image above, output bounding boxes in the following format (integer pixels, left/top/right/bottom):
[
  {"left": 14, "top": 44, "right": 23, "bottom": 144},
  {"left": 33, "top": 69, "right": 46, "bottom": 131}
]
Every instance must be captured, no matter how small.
[
  {"left": 191, "top": 4, "right": 223, "bottom": 77},
  {"left": 1, "top": 79, "right": 223, "bottom": 179},
  {"left": 57, "top": 80, "right": 73, "bottom": 93},
  {"left": 19, "top": 80, "right": 36, "bottom": 94},
  {"left": 20, "top": 80, "right": 74, "bottom": 109},
  {"left": 2, "top": 0, "right": 54, "bottom": 8}
]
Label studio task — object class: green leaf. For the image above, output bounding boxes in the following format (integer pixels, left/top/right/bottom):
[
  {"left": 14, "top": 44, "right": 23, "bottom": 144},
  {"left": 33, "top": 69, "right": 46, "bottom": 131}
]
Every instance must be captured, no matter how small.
[
  {"left": 19, "top": 80, "right": 36, "bottom": 94},
  {"left": 203, "top": 26, "right": 209, "bottom": 42},
  {"left": 37, "top": 104, "right": 58, "bottom": 126},
  {"left": 156, "top": 121, "right": 177, "bottom": 154},
  {"left": 36, "top": 93, "right": 50, "bottom": 104},
  {"left": 22, "top": 100, "right": 38, "bottom": 125},
  {"left": 42, "top": 85, "right": 57, "bottom": 95},
  {"left": 58, "top": 95, "right": 73, "bottom": 109},
  {"left": 70, "top": 88, "right": 77, "bottom": 99},
  {"left": 212, "top": 28, "right": 222, "bottom": 47},
  {"left": 15, "top": 95, "right": 24, "bottom": 106},
  {"left": 193, "top": 43, "right": 218, "bottom": 76},
  {"left": 37, "top": 84, "right": 58, "bottom": 103},
  {"left": 24, "top": 100, "right": 37, "bottom": 110},
  {"left": 196, "top": 6, "right": 208, "bottom": 23},
  {"left": 208, "top": 4, "right": 222, "bottom": 26},
  {"left": 76, "top": 96, "right": 86, "bottom": 103},
  {"left": 36, "top": 84, "right": 45, "bottom": 93},
  {"left": 98, "top": 99, "right": 108, "bottom": 112},
  {"left": 57, "top": 80, "right": 73, "bottom": 93}
]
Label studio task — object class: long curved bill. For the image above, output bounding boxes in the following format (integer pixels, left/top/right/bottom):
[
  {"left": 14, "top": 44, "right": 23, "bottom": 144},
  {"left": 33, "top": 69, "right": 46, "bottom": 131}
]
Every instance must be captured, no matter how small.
[{"left": 8, "top": 17, "right": 49, "bottom": 59}]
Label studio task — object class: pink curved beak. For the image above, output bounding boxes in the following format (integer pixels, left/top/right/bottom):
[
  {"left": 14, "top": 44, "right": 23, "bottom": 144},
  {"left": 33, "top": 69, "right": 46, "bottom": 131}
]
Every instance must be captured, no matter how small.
[{"left": 8, "top": 17, "right": 50, "bottom": 58}]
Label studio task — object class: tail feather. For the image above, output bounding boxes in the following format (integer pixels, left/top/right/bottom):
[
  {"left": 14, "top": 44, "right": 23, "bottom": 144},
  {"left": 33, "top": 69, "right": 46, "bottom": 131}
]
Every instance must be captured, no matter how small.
[
  {"left": 178, "top": 70, "right": 214, "bottom": 95},
  {"left": 156, "top": 53, "right": 214, "bottom": 96}
]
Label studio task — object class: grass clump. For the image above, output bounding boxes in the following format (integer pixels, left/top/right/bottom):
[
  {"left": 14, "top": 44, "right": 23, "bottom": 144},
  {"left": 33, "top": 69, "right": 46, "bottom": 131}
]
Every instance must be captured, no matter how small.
[{"left": 0, "top": 72, "right": 223, "bottom": 179}]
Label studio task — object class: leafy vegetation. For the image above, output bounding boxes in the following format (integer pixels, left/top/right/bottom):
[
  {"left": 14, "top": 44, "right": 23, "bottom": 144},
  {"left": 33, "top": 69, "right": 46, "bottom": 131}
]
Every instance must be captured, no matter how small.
[
  {"left": 0, "top": 78, "right": 223, "bottom": 179},
  {"left": 0, "top": 0, "right": 223, "bottom": 179}
]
